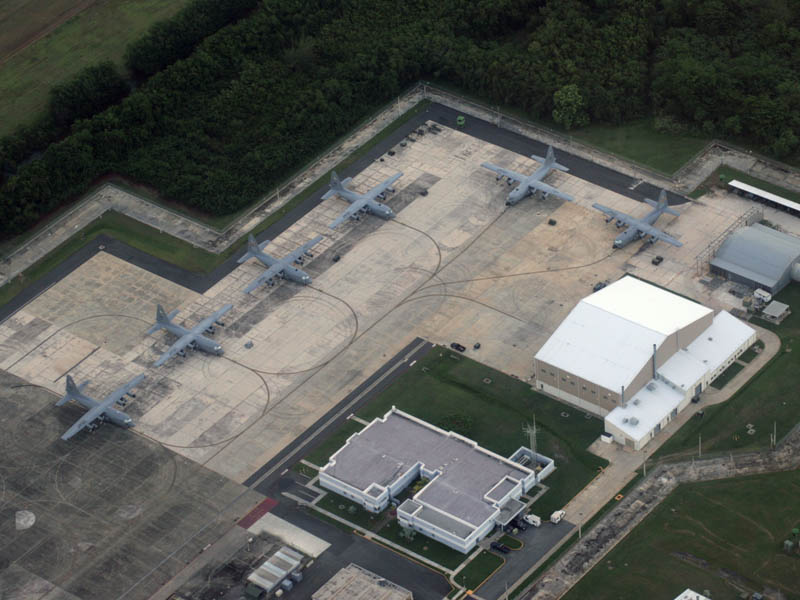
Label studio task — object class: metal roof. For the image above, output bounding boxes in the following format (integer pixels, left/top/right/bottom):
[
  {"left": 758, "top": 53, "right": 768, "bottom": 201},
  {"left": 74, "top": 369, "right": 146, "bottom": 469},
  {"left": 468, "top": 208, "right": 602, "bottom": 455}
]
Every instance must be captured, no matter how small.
[
  {"left": 535, "top": 277, "right": 711, "bottom": 392},
  {"left": 710, "top": 224, "right": 800, "bottom": 289},
  {"left": 729, "top": 180, "right": 800, "bottom": 213}
]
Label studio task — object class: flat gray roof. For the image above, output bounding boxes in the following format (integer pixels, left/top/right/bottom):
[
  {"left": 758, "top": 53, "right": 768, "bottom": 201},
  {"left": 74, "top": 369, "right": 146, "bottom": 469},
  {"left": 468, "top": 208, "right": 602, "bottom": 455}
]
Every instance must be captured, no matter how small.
[
  {"left": 763, "top": 300, "right": 789, "bottom": 317},
  {"left": 711, "top": 224, "right": 800, "bottom": 289},
  {"left": 324, "top": 410, "right": 531, "bottom": 527}
]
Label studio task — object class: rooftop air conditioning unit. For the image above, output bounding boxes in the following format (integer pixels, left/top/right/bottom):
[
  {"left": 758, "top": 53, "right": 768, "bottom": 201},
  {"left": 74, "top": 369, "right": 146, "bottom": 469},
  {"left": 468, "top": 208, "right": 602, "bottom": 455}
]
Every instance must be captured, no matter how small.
[
  {"left": 622, "top": 417, "right": 629, "bottom": 424},
  {"left": 633, "top": 399, "right": 641, "bottom": 406},
  {"left": 646, "top": 382, "right": 656, "bottom": 391},
  {"left": 629, "top": 417, "right": 639, "bottom": 426}
]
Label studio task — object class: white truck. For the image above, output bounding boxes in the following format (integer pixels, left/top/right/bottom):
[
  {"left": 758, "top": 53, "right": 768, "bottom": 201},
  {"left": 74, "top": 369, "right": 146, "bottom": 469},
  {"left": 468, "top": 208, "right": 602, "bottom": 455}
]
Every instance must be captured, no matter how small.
[{"left": 550, "top": 510, "right": 566, "bottom": 524}]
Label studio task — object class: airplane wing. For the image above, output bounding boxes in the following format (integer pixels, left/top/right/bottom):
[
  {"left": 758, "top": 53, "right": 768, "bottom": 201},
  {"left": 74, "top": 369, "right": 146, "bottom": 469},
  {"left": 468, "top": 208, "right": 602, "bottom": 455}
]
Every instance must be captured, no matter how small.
[
  {"left": 329, "top": 200, "right": 367, "bottom": 229},
  {"left": 153, "top": 333, "right": 196, "bottom": 367},
  {"left": 193, "top": 304, "right": 234, "bottom": 333},
  {"left": 244, "top": 264, "right": 285, "bottom": 294},
  {"left": 102, "top": 374, "right": 145, "bottom": 408},
  {"left": 634, "top": 222, "right": 683, "bottom": 247},
  {"left": 61, "top": 408, "right": 104, "bottom": 440},
  {"left": 592, "top": 203, "right": 634, "bottom": 224},
  {"left": 481, "top": 162, "right": 526, "bottom": 183},
  {"left": 284, "top": 235, "right": 323, "bottom": 263},
  {"left": 527, "top": 179, "right": 574, "bottom": 202},
  {"left": 365, "top": 173, "right": 403, "bottom": 200}
]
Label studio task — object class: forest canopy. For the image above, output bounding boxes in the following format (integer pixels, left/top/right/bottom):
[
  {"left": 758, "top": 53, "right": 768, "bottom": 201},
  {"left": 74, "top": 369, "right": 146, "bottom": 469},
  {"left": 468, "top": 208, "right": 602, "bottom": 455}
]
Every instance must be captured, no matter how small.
[{"left": 1, "top": 0, "right": 798, "bottom": 238}]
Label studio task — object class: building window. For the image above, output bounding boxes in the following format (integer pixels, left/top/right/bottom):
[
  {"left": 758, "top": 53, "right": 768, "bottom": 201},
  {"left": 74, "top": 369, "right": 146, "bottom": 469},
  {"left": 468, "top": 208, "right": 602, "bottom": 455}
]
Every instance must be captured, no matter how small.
[
  {"left": 591, "top": 390, "right": 596, "bottom": 395},
  {"left": 561, "top": 377, "right": 566, "bottom": 382},
  {"left": 570, "top": 380, "right": 575, "bottom": 386},
  {"left": 582, "top": 385, "right": 587, "bottom": 390},
  {"left": 549, "top": 371, "right": 555, "bottom": 377}
]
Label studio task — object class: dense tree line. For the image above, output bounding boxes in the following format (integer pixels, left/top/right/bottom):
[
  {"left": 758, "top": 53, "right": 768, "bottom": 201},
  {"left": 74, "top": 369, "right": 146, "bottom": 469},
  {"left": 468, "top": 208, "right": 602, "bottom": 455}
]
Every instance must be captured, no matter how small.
[{"left": 1, "top": 0, "right": 799, "bottom": 239}]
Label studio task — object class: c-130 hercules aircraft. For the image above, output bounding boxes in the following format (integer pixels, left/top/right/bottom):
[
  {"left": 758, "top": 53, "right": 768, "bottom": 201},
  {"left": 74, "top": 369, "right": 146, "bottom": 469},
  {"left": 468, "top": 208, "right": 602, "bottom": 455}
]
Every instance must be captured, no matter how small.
[
  {"left": 324, "top": 170, "right": 403, "bottom": 228},
  {"left": 481, "top": 145, "right": 574, "bottom": 206},
  {"left": 147, "top": 303, "right": 233, "bottom": 366},
  {"left": 237, "top": 233, "right": 323, "bottom": 293},
  {"left": 592, "top": 189, "right": 683, "bottom": 249},
  {"left": 56, "top": 374, "right": 144, "bottom": 440}
]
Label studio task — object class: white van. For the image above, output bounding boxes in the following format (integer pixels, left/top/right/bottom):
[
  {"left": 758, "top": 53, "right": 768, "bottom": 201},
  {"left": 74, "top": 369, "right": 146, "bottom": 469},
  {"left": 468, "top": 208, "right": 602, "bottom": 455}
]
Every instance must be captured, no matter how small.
[{"left": 523, "top": 513, "right": 541, "bottom": 527}]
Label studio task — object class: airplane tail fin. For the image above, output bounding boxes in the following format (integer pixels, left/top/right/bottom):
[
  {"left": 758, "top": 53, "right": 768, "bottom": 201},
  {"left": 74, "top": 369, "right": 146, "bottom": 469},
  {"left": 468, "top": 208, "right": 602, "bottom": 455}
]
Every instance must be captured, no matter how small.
[
  {"left": 330, "top": 171, "right": 343, "bottom": 190},
  {"left": 146, "top": 304, "right": 173, "bottom": 335},
  {"left": 645, "top": 190, "right": 680, "bottom": 216},
  {"left": 237, "top": 234, "right": 261, "bottom": 264},
  {"left": 56, "top": 375, "right": 80, "bottom": 406},
  {"left": 531, "top": 145, "right": 568, "bottom": 172}
]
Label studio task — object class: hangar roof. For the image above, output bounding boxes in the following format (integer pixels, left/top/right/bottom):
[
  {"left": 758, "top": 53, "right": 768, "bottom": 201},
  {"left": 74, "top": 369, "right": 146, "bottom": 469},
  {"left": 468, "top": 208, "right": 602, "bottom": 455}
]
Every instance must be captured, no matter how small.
[
  {"left": 710, "top": 224, "right": 800, "bottom": 290},
  {"left": 535, "top": 277, "right": 711, "bottom": 392}
]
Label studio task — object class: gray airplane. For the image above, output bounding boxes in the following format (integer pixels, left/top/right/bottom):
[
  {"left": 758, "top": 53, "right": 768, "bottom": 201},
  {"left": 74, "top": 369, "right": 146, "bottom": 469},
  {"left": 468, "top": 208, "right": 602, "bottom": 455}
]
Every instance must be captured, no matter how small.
[
  {"left": 57, "top": 373, "right": 143, "bottom": 440},
  {"left": 324, "top": 171, "right": 403, "bottom": 229},
  {"left": 238, "top": 233, "right": 323, "bottom": 293},
  {"left": 147, "top": 303, "right": 233, "bottom": 367},
  {"left": 592, "top": 190, "right": 683, "bottom": 249},
  {"left": 481, "top": 145, "right": 574, "bottom": 206}
]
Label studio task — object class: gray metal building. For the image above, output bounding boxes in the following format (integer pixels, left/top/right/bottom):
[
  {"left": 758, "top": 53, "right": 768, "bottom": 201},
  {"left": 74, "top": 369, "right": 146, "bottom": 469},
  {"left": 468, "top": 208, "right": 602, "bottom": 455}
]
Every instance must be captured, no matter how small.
[{"left": 710, "top": 224, "right": 800, "bottom": 293}]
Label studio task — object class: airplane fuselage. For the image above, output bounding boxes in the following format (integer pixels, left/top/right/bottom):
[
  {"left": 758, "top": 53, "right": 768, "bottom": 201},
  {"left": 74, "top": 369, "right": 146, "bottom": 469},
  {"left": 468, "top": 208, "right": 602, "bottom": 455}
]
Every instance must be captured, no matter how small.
[
  {"left": 75, "top": 396, "right": 133, "bottom": 428},
  {"left": 163, "top": 323, "right": 223, "bottom": 355},
  {"left": 253, "top": 253, "right": 312, "bottom": 285},
  {"left": 339, "top": 190, "right": 395, "bottom": 219},
  {"left": 507, "top": 165, "right": 549, "bottom": 205},
  {"left": 613, "top": 208, "right": 665, "bottom": 249}
]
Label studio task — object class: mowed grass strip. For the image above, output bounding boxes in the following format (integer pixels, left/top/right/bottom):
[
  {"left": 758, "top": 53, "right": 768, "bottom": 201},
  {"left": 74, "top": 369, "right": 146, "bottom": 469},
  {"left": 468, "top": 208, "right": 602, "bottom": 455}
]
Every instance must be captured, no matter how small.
[
  {"left": 461, "top": 550, "right": 504, "bottom": 591},
  {"left": 356, "top": 351, "right": 608, "bottom": 517},
  {"left": 656, "top": 283, "right": 800, "bottom": 458},
  {"left": 561, "top": 470, "right": 800, "bottom": 600},
  {"left": 709, "top": 361, "right": 745, "bottom": 389},
  {"left": 377, "top": 519, "right": 466, "bottom": 571},
  {"left": 0, "top": 0, "right": 192, "bottom": 137}
]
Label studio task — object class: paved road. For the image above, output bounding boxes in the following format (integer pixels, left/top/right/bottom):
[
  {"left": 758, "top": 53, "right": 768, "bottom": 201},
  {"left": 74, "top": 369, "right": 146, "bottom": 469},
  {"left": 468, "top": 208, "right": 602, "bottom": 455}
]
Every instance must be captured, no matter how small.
[{"left": 475, "top": 522, "right": 575, "bottom": 600}]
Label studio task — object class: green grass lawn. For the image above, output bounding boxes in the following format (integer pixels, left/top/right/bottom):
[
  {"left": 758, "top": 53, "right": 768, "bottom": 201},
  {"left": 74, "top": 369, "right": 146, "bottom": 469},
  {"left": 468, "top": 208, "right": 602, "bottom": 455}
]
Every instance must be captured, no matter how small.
[
  {"left": 377, "top": 519, "right": 466, "bottom": 571},
  {"left": 739, "top": 339, "right": 765, "bottom": 363},
  {"left": 570, "top": 118, "right": 709, "bottom": 175},
  {"left": 561, "top": 470, "right": 800, "bottom": 600},
  {"left": 303, "top": 419, "right": 365, "bottom": 468},
  {"left": 656, "top": 284, "right": 800, "bottom": 459},
  {"left": 356, "top": 351, "right": 608, "bottom": 518},
  {"left": 0, "top": 0, "right": 192, "bottom": 137},
  {"left": 709, "top": 362, "right": 745, "bottom": 389},
  {"left": 315, "top": 493, "right": 386, "bottom": 532},
  {"left": 461, "top": 550, "right": 505, "bottom": 592},
  {"left": 290, "top": 462, "right": 318, "bottom": 479},
  {"left": 499, "top": 534, "right": 523, "bottom": 550},
  {"left": 690, "top": 165, "right": 800, "bottom": 202}
]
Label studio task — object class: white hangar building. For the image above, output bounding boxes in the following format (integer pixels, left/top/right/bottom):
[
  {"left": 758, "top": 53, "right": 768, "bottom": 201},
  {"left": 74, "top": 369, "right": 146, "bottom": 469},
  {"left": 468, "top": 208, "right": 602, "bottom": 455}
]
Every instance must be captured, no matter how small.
[{"left": 534, "top": 276, "right": 756, "bottom": 449}]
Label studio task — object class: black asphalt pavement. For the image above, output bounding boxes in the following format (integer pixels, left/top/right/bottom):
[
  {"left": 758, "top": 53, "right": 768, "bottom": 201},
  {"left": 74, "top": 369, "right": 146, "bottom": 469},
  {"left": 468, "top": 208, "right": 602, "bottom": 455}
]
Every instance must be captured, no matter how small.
[{"left": 476, "top": 521, "right": 576, "bottom": 600}]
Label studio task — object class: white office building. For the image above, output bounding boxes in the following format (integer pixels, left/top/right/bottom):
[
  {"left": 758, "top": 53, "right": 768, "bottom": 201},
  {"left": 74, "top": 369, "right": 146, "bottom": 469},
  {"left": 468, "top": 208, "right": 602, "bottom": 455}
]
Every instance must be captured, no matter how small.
[{"left": 318, "top": 408, "right": 555, "bottom": 553}]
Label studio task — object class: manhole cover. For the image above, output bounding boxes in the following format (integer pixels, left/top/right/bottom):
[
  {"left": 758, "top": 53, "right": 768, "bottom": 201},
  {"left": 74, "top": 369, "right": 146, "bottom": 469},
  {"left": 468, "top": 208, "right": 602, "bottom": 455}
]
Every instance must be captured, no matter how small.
[{"left": 560, "top": 412, "right": 570, "bottom": 418}]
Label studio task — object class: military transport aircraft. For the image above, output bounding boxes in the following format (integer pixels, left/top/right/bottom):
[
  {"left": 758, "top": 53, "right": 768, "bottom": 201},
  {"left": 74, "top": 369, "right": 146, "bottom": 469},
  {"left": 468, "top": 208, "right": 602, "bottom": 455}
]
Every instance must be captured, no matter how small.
[
  {"left": 325, "top": 171, "right": 403, "bottom": 228},
  {"left": 57, "top": 374, "right": 143, "bottom": 440},
  {"left": 592, "top": 190, "right": 683, "bottom": 249},
  {"left": 238, "top": 233, "right": 323, "bottom": 293},
  {"left": 147, "top": 303, "right": 233, "bottom": 366},
  {"left": 481, "top": 145, "right": 574, "bottom": 206}
]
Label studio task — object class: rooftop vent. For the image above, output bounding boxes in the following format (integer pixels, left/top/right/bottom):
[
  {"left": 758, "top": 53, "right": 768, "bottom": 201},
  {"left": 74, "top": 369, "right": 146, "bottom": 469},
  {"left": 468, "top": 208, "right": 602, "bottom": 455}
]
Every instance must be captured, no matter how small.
[
  {"left": 633, "top": 399, "right": 641, "bottom": 406},
  {"left": 622, "top": 417, "right": 629, "bottom": 424},
  {"left": 629, "top": 417, "right": 639, "bottom": 426},
  {"left": 646, "top": 382, "right": 656, "bottom": 391}
]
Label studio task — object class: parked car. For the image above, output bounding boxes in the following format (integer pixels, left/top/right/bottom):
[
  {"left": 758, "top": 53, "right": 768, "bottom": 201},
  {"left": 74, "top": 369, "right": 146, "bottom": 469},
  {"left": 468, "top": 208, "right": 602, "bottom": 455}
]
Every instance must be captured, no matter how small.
[
  {"left": 651, "top": 255, "right": 664, "bottom": 265},
  {"left": 593, "top": 281, "right": 607, "bottom": 292},
  {"left": 513, "top": 518, "right": 529, "bottom": 531},
  {"left": 490, "top": 542, "right": 510, "bottom": 554},
  {"left": 450, "top": 342, "right": 466, "bottom": 352}
]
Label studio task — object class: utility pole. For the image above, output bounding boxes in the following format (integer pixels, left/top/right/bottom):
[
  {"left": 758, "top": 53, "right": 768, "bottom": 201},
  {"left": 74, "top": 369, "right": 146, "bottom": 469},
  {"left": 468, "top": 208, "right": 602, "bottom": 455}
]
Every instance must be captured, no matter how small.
[{"left": 523, "top": 414, "right": 538, "bottom": 485}]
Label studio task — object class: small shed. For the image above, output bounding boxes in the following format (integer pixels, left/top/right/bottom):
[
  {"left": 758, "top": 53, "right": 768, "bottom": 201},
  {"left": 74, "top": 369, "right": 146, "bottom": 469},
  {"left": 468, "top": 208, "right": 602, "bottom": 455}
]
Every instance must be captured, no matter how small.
[{"left": 762, "top": 300, "right": 790, "bottom": 323}]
